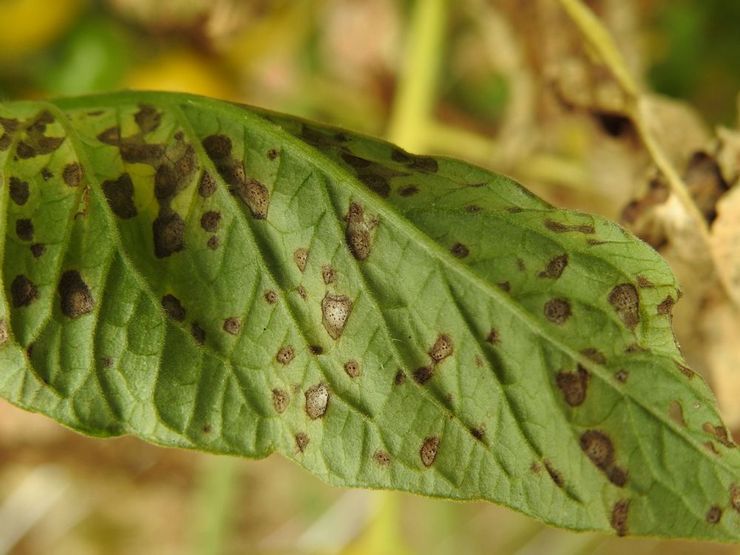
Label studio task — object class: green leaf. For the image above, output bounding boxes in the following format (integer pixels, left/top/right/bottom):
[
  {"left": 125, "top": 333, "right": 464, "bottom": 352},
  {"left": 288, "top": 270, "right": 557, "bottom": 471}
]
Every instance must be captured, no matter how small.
[{"left": 0, "top": 91, "right": 738, "bottom": 540}]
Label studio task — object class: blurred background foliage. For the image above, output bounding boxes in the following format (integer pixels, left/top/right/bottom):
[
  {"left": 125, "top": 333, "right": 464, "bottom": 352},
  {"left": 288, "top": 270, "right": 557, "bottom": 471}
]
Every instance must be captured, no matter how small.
[{"left": 1, "top": 0, "right": 739, "bottom": 554}]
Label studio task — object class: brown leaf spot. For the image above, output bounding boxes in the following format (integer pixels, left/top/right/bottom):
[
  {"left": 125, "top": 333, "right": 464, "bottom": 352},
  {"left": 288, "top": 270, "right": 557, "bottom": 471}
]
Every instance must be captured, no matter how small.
[
  {"left": 608, "top": 284, "right": 640, "bottom": 330},
  {"left": 706, "top": 505, "right": 722, "bottom": 525},
  {"left": 344, "top": 359, "right": 360, "bottom": 378},
  {"left": 62, "top": 163, "right": 83, "bottom": 187},
  {"left": 267, "top": 148, "right": 279, "bottom": 160},
  {"left": 296, "top": 285, "right": 307, "bottom": 299},
  {"left": 544, "top": 298, "right": 571, "bottom": 325},
  {"left": 373, "top": 450, "right": 391, "bottom": 466},
  {"left": 264, "top": 290, "right": 278, "bottom": 304},
  {"left": 293, "top": 248, "right": 309, "bottom": 272},
  {"left": 345, "top": 202, "right": 376, "bottom": 260},
  {"left": 153, "top": 212, "right": 185, "bottom": 258},
  {"left": 223, "top": 317, "right": 242, "bottom": 335},
  {"left": 607, "top": 466, "right": 629, "bottom": 487},
  {"left": 58, "top": 270, "right": 94, "bottom": 319},
  {"left": 538, "top": 254, "right": 568, "bottom": 279},
  {"left": 200, "top": 210, "right": 221, "bottom": 232},
  {"left": 637, "top": 276, "right": 654, "bottom": 288},
  {"left": 544, "top": 219, "right": 595, "bottom": 234},
  {"left": 413, "top": 366, "right": 433, "bottom": 384},
  {"left": 615, "top": 369, "right": 629, "bottom": 383},
  {"left": 0, "top": 319, "right": 9, "bottom": 346},
  {"left": 668, "top": 400, "right": 687, "bottom": 427},
  {"left": 399, "top": 185, "right": 419, "bottom": 197},
  {"left": 198, "top": 171, "right": 217, "bottom": 198},
  {"left": 134, "top": 104, "right": 161, "bottom": 134},
  {"left": 611, "top": 500, "right": 630, "bottom": 536},
  {"left": 9, "top": 177, "right": 29, "bottom": 205},
  {"left": 450, "top": 243, "right": 469, "bottom": 258},
  {"left": 309, "top": 345, "right": 323, "bottom": 355},
  {"left": 420, "top": 436, "right": 440, "bottom": 467},
  {"left": 703, "top": 422, "right": 735, "bottom": 448},
  {"left": 276, "top": 346, "right": 295, "bottom": 365},
  {"left": 305, "top": 383, "right": 330, "bottom": 419},
  {"left": 191, "top": 323, "right": 206, "bottom": 345},
  {"left": 30, "top": 243, "right": 45, "bottom": 258},
  {"left": 486, "top": 328, "right": 500, "bottom": 345},
  {"left": 393, "top": 370, "right": 406, "bottom": 385},
  {"left": 470, "top": 426, "right": 486, "bottom": 442},
  {"left": 15, "top": 219, "right": 33, "bottom": 241},
  {"left": 272, "top": 389, "right": 289, "bottom": 413},
  {"left": 579, "top": 430, "right": 614, "bottom": 470},
  {"left": 731, "top": 484, "right": 740, "bottom": 513},
  {"left": 295, "top": 432, "right": 309, "bottom": 452},
  {"left": 657, "top": 296, "right": 675, "bottom": 316},
  {"left": 580, "top": 348, "right": 606, "bottom": 364},
  {"left": 233, "top": 178, "right": 270, "bottom": 219},
  {"left": 429, "top": 334, "right": 453, "bottom": 363},
  {"left": 207, "top": 236, "right": 220, "bottom": 250},
  {"left": 676, "top": 361, "right": 695, "bottom": 379},
  {"left": 202, "top": 135, "right": 232, "bottom": 159},
  {"left": 556, "top": 365, "right": 589, "bottom": 406},
  {"left": 321, "top": 265, "right": 336, "bottom": 284},
  {"left": 321, "top": 293, "right": 352, "bottom": 340},
  {"left": 544, "top": 460, "right": 564, "bottom": 488},
  {"left": 161, "top": 294, "right": 186, "bottom": 322},
  {"left": 102, "top": 174, "right": 137, "bottom": 219},
  {"left": 11, "top": 275, "right": 38, "bottom": 307}
]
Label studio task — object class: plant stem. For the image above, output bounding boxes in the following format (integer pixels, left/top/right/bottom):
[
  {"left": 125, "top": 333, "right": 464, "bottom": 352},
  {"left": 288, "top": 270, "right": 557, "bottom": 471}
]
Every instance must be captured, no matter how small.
[
  {"left": 189, "top": 455, "right": 238, "bottom": 555},
  {"left": 386, "top": 0, "right": 448, "bottom": 151}
]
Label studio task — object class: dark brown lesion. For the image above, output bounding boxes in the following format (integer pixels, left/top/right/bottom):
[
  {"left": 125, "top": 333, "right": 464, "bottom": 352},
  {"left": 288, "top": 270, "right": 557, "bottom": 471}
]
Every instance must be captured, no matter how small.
[
  {"left": 13, "top": 110, "right": 65, "bottom": 160},
  {"left": 11, "top": 274, "right": 39, "bottom": 308},
  {"left": 58, "top": 270, "right": 95, "bottom": 319},
  {"left": 102, "top": 174, "right": 137, "bottom": 219},
  {"left": 345, "top": 202, "right": 378, "bottom": 261}
]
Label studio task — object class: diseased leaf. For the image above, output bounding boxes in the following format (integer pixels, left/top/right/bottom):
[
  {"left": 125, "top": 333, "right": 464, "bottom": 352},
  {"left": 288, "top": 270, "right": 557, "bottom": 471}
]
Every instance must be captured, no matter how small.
[{"left": 0, "top": 92, "right": 738, "bottom": 540}]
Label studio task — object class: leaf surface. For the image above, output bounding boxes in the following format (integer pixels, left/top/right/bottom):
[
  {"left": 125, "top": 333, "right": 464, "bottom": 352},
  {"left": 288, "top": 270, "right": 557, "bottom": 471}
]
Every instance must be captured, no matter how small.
[{"left": 0, "top": 91, "right": 738, "bottom": 540}]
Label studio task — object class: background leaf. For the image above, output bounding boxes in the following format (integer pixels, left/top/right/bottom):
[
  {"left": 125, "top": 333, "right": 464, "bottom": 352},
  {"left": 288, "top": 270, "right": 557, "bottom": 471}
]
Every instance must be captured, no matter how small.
[{"left": 0, "top": 91, "right": 738, "bottom": 541}]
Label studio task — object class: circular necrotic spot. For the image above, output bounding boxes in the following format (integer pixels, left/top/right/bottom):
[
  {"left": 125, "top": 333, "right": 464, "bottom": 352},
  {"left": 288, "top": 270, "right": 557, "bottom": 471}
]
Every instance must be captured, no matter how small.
[
  {"left": 207, "top": 236, "right": 220, "bottom": 250},
  {"left": 200, "top": 210, "right": 221, "bottom": 232},
  {"left": 607, "top": 466, "right": 629, "bottom": 487},
  {"left": 544, "top": 460, "right": 564, "bottom": 488},
  {"left": 668, "top": 400, "right": 687, "bottom": 427},
  {"left": 295, "top": 432, "right": 309, "bottom": 452},
  {"left": 272, "top": 389, "right": 289, "bottom": 413},
  {"left": 706, "top": 505, "right": 722, "bottom": 524},
  {"left": 11, "top": 275, "right": 39, "bottom": 307},
  {"left": 293, "top": 248, "right": 309, "bottom": 272},
  {"left": 153, "top": 212, "right": 185, "bottom": 258},
  {"left": 608, "top": 283, "right": 640, "bottom": 329},
  {"left": 276, "top": 346, "right": 295, "bottom": 365},
  {"left": 223, "top": 317, "right": 241, "bottom": 335},
  {"left": 191, "top": 323, "right": 206, "bottom": 345},
  {"left": 344, "top": 359, "right": 360, "bottom": 378},
  {"left": 581, "top": 348, "right": 606, "bottom": 364},
  {"left": 30, "top": 243, "right": 45, "bottom": 258},
  {"left": 102, "top": 174, "right": 137, "bottom": 219},
  {"left": 486, "top": 328, "right": 500, "bottom": 345},
  {"left": 556, "top": 365, "right": 589, "bottom": 407},
  {"left": 58, "top": 270, "right": 94, "bottom": 319},
  {"left": 202, "top": 134, "right": 232, "bottom": 159},
  {"left": 579, "top": 430, "right": 614, "bottom": 470},
  {"left": 450, "top": 243, "right": 469, "bottom": 258},
  {"left": 544, "top": 298, "right": 571, "bottom": 324},
  {"left": 41, "top": 168, "right": 53, "bottom": 181},
  {"left": 62, "top": 163, "right": 83, "bottom": 187},
  {"left": 198, "top": 172, "right": 217, "bottom": 198},
  {"left": 420, "top": 436, "right": 440, "bottom": 467},
  {"left": 611, "top": 500, "right": 630, "bottom": 536},
  {"left": 305, "top": 383, "right": 330, "bottom": 419},
  {"left": 538, "top": 254, "right": 568, "bottom": 279},
  {"left": 161, "top": 294, "right": 186, "bottom": 321},
  {"left": 399, "top": 185, "right": 419, "bottom": 197},
  {"left": 296, "top": 285, "right": 307, "bottom": 299},
  {"left": 264, "top": 290, "right": 278, "bottom": 304},
  {"left": 15, "top": 219, "right": 33, "bottom": 241},
  {"left": 413, "top": 366, "right": 433, "bottom": 384},
  {"left": 9, "top": 177, "right": 29, "bottom": 205},
  {"left": 657, "top": 295, "right": 675, "bottom": 316},
  {"left": 394, "top": 369, "right": 406, "bottom": 385},
  {"left": 309, "top": 345, "right": 323, "bottom": 355},
  {"left": 321, "top": 293, "right": 352, "bottom": 340},
  {"left": 731, "top": 484, "right": 740, "bottom": 513},
  {"left": 321, "top": 265, "right": 336, "bottom": 284},
  {"left": 470, "top": 426, "right": 485, "bottom": 442},
  {"left": 615, "top": 369, "right": 629, "bottom": 383},
  {"left": 267, "top": 148, "right": 279, "bottom": 160},
  {"left": 429, "top": 333, "right": 453, "bottom": 363},
  {"left": 373, "top": 450, "right": 391, "bottom": 466}
]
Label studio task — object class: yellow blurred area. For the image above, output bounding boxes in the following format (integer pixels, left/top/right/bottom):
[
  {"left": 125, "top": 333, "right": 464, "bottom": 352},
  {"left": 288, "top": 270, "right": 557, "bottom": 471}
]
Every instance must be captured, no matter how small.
[
  {"left": 0, "top": 0, "right": 84, "bottom": 61},
  {"left": 124, "top": 50, "right": 237, "bottom": 100}
]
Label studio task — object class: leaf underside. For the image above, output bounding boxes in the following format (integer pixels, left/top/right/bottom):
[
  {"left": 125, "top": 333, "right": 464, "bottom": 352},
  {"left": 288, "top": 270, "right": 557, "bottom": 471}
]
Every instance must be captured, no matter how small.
[{"left": 0, "top": 91, "right": 738, "bottom": 541}]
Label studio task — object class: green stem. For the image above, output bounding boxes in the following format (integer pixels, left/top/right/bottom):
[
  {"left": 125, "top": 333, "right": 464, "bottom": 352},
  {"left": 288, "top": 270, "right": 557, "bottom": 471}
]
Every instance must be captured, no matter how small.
[
  {"left": 386, "top": 0, "right": 448, "bottom": 151},
  {"left": 189, "top": 455, "right": 238, "bottom": 555}
]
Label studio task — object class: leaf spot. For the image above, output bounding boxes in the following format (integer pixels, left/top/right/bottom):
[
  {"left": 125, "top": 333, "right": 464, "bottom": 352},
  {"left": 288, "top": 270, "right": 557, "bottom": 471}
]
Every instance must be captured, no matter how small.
[
  {"left": 373, "top": 450, "right": 391, "bottom": 466},
  {"left": 276, "top": 346, "right": 295, "bottom": 365},
  {"left": 344, "top": 359, "right": 360, "bottom": 378},
  {"left": 161, "top": 294, "right": 186, "bottom": 322},
  {"left": 295, "top": 432, "right": 309, "bottom": 452},
  {"left": 11, "top": 275, "right": 38, "bottom": 308},
  {"left": 544, "top": 298, "right": 571, "bottom": 325},
  {"left": 610, "top": 499, "right": 630, "bottom": 536},
  {"left": 62, "top": 163, "right": 83, "bottom": 187},
  {"left": 420, "top": 436, "right": 440, "bottom": 467},
  {"left": 223, "top": 317, "right": 242, "bottom": 335},
  {"left": 321, "top": 293, "right": 352, "bottom": 340},
  {"left": 429, "top": 334, "right": 454, "bottom": 363},
  {"left": 538, "top": 254, "right": 568, "bottom": 279},
  {"left": 58, "top": 270, "right": 94, "bottom": 319},
  {"left": 305, "top": 383, "right": 330, "bottom": 419},
  {"left": 579, "top": 430, "right": 614, "bottom": 470},
  {"left": 9, "top": 177, "right": 29, "bottom": 205},
  {"left": 200, "top": 210, "right": 221, "bottom": 232},
  {"left": 321, "top": 265, "right": 336, "bottom": 284},
  {"left": 102, "top": 174, "right": 137, "bottom": 219},
  {"left": 153, "top": 211, "right": 186, "bottom": 258},
  {"left": 608, "top": 284, "right": 640, "bottom": 329},
  {"left": 15, "top": 218, "right": 33, "bottom": 241},
  {"left": 413, "top": 366, "right": 433, "bottom": 384},
  {"left": 399, "top": 185, "right": 419, "bottom": 197},
  {"left": 198, "top": 171, "right": 217, "bottom": 198},
  {"left": 393, "top": 370, "right": 407, "bottom": 385},
  {"left": 450, "top": 243, "right": 469, "bottom": 258},
  {"left": 293, "top": 248, "right": 309, "bottom": 272},
  {"left": 706, "top": 505, "right": 722, "bottom": 525},
  {"left": 345, "top": 202, "right": 377, "bottom": 260},
  {"left": 272, "top": 389, "right": 289, "bottom": 413},
  {"left": 668, "top": 400, "right": 687, "bottom": 427},
  {"left": 556, "top": 365, "right": 589, "bottom": 406},
  {"left": 544, "top": 460, "right": 564, "bottom": 488},
  {"left": 264, "top": 290, "right": 278, "bottom": 304},
  {"left": 191, "top": 323, "right": 206, "bottom": 345}
]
